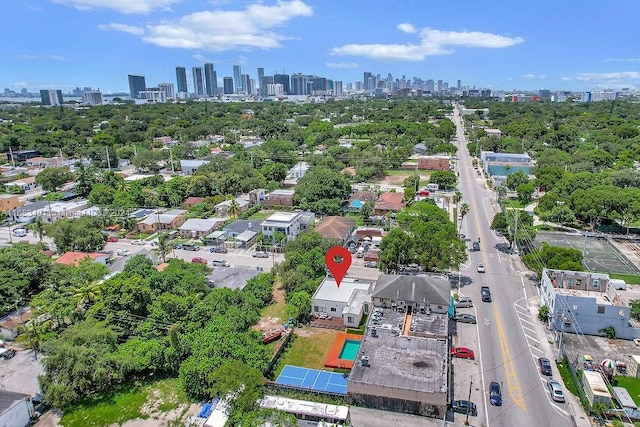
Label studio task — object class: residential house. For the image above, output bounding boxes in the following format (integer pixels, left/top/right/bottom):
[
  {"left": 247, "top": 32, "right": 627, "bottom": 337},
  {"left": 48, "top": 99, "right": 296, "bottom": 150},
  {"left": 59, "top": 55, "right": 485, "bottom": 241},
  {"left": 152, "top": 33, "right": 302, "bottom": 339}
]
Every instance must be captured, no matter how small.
[
  {"left": 297, "top": 210, "right": 316, "bottom": 231},
  {"left": 241, "top": 137, "right": 265, "bottom": 149},
  {"left": 4, "top": 176, "right": 38, "bottom": 192},
  {"left": 56, "top": 251, "right": 110, "bottom": 266},
  {"left": 373, "top": 192, "right": 404, "bottom": 215},
  {"left": 0, "top": 194, "right": 23, "bottom": 212},
  {"left": 10, "top": 200, "right": 89, "bottom": 224},
  {"left": 26, "top": 156, "right": 74, "bottom": 169},
  {"left": 215, "top": 197, "right": 250, "bottom": 216},
  {"left": 261, "top": 211, "right": 302, "bottom": 242},
  {"left": 0, "top": 308, "right": 33, "bottom": 339},
  {"left": 314, "top": 216, "right": 355, "bottom": 243},
  {"left": 0, "top": 390, "right": 34, "bottom": 427},
  {"left": 184, "top": 196, "right": 205, "bottom": 208},
  {"left": 264, "top": 189, "right": 295, "bottom": 207},
  {"left": 179, "top": 217, "right": 227, "bottom": 238},
  {"left": 249, "top": 188, "right": 266, "bottom": 205},
  {"left": 222, "top": 219, "right": 259, "bottom": 248},
  {"left": 288, "top": 162, "right": 309, "bottom": 180},
  {"left": 345, "top": 191, "right": 378, "bottom": 211},
  {"left": 312, "top": 277, "right": 373, "bottom": 328},
  {"left": 483, "top": 128, "right": 503, "bottom": 138},
  {"left": 540, "top": 268, "right": 639, "bottom": 339},
  {"left": 413, "top": 143, "right": 427, "bottom": 155},
  {"left": 137, "top": 209, "right": 187, "bottom": 233},
  {"left": 180, "top": 159, "right": 210, "bottom": 176}
]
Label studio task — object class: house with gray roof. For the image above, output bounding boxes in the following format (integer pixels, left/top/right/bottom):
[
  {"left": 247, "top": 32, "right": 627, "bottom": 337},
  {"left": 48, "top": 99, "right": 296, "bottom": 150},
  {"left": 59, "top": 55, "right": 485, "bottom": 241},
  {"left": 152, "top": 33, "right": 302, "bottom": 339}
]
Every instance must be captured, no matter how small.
[
  {"left": 179, "top": 217, "right": 228, "bottom": 238},
  {"left": 371, "top": 274, "right": 451, "bottom": 314}
]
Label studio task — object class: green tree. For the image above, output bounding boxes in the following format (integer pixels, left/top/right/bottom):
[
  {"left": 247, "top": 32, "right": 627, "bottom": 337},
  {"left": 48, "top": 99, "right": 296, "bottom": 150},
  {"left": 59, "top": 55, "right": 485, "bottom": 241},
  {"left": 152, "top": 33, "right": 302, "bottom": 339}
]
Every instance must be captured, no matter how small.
[
  {"left": 209, "top": 361, "right": 266, "bottom": 423},
  {"left": 293, "top": 167, "right": 351, "bottom": 214},
  {"left": 285, "top": 291, "right": 312, "bottom": 322},
  {"left": 88, "top": 184, "right": 116, "bottom": 206},
  {"left": 378, "top": 228, "right": 413, "bottom": 272},
  {"left": 403, "top": 187, "right": 416, "bottom": 206},
  {"left": 506, "top": 170, "right": 529, "bottom": 191},
  {"left": 459, "top": 203, "right": 470, "bottom": 226},
  {"left": 227, "top": 198, "right": 241, "bottom": 218},
  {"left": 428, "top": 171, "right": 457, "bottom": 190},
  {"left": 32, "top": 217, "right": 45, "bottom": 241},
  {"left": 154, "top": 232, "right": 172, "bottom": 263},
  {"left": 516, "top": 182, "right": 535, "bottom": 204},
  {"left": 35, "top": 167, "right": 75, "bottom": 192},
  {"left": 47, "top": 217, "right": 107, "bottom": 253}
]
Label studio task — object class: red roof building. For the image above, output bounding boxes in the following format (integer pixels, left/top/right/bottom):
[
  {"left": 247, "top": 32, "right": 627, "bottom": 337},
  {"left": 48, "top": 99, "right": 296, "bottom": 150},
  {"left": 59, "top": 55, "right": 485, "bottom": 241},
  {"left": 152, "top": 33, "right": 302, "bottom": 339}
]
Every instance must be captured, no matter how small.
[{"left": 55, "top": 252, "right": 109, "bottom": 266}]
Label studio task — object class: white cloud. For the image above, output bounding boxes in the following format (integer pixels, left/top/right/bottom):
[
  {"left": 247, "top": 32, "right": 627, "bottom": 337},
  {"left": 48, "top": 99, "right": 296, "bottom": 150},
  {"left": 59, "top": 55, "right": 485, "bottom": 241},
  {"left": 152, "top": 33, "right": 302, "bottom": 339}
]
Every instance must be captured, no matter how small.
[
  {"left": 19, "top": 54, "right": 68, "bottom": 61},
  {"left": 563, "top": 71, "right": 640, "bottom": 89},
  {"left": 330, "top": 25, "right": 524, "bottom": 61},
  {"left": 98, "top": 23, "right": 144, "bottom": 35},
  {"left": 521, "top": 73, "right": 546, "bottom": 79},
  {"left": 326, "top": 62, "right": 358, "bottom": 69},
  {"left": 53, "top": 0, "right": 180, "bottom": 14},
  {"left": 103, "top": 0, "right": 313, "bottom": 51},
  {"left": 602, "top": 58, "right": 640, "bottom": 63}
]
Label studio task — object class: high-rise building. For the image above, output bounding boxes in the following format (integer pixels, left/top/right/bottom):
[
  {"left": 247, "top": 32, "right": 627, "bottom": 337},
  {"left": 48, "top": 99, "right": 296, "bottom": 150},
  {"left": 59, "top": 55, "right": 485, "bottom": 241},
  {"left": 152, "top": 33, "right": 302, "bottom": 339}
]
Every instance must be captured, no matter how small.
[
  {"left": 457, "top": 80, "right": 461, "bottom": 89},
  {"left": 291, "top": 74, "right": 310, "bottom": 95},
  {"left": 128, "top": 74, "right": 147, "bottom": 99},
  {"left": 223, "top": 77, "right": 234, "bottom": 95},
  {"left": 204, "top": 63, "right": 217, "bottom": 96},
  {"left": 82, "top": 90, "right": 103, "bottom": 105},
  {"left": 267, "top": 83, "right": 284, "bottom": 96},
  {"left": 310, "top": 76, "right": 328, "bottom": 94},
  {"left": 175, "top": 67, "right": 188, "bottom": 93},
  {"left": 363, "top": 72, "right": 372, "bottom": 91},
  {"left": 40, "top": 90, "right": 63, "bottom": 106},
  {"left": 158, "top": 82, "right": 175, "bottom": 99},
  {"left": 192, "top": 67, "right": 205, "bottom": 96},
  {"left": 241, "top": 75, "right": 255, "bottom": 95},
  {"left": 334, "top": 81, "right": 343, "bottom": 96},
  {"left": 233, "top": 65, "right": 242, "bottom": 93},
  {"left": 273, "top": 74, "right": 290, "bottom": 95},
  {"left": 257, "top": 67, "right": 265, "bottom": 96}
]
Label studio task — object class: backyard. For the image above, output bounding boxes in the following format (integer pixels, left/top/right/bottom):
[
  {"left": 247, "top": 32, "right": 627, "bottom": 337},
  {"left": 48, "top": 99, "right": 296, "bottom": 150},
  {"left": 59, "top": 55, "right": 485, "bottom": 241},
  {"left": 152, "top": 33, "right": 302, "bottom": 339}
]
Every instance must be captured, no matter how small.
[{"left": 273, "top": 328, "right": 340, "bottom": 378}]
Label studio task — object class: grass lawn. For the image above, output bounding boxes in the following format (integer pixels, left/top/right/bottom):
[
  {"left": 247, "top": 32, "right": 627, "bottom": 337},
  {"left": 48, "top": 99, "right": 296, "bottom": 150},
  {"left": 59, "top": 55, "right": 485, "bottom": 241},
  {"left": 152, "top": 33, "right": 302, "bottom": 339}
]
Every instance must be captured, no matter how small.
[
  {"left": 556, "top": 362, "right": 581, "bottom": 398},
  {"left": 613, "top": 376, "right": 640, "bottom": 406},
  {"left": 248, "top": 211, "right": 272, "bottom": 220},
  {"left": 274, "top": 329, "right": 339, "bottom": 377},
  {"left": 503, "top": 198, "right": 525, "bottom": 209},
  {"left": 60, "top": 378, "right": 190, "bottom": 427}
]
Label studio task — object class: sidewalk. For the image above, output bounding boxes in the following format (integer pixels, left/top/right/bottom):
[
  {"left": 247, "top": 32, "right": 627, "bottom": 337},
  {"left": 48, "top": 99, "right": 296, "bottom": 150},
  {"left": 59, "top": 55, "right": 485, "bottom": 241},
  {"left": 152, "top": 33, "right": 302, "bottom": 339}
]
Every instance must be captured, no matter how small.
[{"left": 528, "top": 298, "right": 592, "bottom": 427}]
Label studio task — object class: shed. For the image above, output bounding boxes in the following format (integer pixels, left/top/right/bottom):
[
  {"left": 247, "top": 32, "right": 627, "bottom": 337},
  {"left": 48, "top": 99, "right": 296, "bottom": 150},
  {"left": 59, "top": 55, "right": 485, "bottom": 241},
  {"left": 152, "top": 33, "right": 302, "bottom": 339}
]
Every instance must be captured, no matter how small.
[
  {"left": 582, "top": 370, "right": 612, "bottom": 407},
  {"left": 612, "top": 387, "right": 637, "bottom": 410}
]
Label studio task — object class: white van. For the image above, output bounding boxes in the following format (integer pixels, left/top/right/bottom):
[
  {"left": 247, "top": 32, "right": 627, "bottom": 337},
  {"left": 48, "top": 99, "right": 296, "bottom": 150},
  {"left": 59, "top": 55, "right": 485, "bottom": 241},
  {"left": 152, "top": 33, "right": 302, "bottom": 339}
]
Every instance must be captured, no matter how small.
[{"left": 12, "top": 228, "right": 27, "bottom": 237}]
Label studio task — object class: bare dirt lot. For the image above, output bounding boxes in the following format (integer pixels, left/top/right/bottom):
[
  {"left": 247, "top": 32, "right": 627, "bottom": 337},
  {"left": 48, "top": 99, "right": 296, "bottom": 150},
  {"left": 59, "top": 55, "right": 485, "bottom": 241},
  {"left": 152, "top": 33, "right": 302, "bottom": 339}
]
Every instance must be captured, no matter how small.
[{"left": 377, "top": 171, "right": 431, "bottom": 186}]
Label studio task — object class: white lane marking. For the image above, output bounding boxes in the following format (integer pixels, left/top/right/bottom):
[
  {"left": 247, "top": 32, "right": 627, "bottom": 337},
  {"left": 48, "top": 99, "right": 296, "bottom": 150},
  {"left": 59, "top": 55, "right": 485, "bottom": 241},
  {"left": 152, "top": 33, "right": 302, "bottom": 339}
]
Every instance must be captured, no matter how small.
[{"left": 524, "top": 333, "right": 540, "bottom": 344}]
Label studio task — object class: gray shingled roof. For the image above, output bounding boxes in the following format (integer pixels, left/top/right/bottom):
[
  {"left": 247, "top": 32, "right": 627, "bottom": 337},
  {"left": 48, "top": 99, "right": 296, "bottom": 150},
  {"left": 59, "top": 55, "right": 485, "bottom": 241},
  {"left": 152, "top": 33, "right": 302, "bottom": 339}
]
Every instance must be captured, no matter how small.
[{"left": 371, "top": 274, "right": 450, "bottom": 306}]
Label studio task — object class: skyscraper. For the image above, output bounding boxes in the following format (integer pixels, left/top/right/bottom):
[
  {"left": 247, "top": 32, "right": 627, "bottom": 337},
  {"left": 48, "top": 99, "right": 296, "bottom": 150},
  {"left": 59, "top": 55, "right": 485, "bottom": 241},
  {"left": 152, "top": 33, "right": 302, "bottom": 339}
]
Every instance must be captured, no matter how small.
[
  {"left": 192, "top": 67, "right": 205, "bottom": 96},
  {"left": 204, "top": 63, "right": 217, "bottom": 96},
  {"left": 363, "top": 72, "right": 372, "bottom": 91},
  {"left": 241, "top": 74, "right": 253, "bottom": 95},
  {"left": 291, "top": 73, "right": 310, "bottom": 95},
  {"left": 128, "top": 74, "right": 146, "bottom": 99},
  {"left": 223, "top": 77, "right": 234, "bottom": 95},
  {"left": 257, "top": 67, "right": 265, "bottom": 96},
  {"left": 233, "top": 65, "right": 242, "bottom": 93},
  {"left": 175, "top": 67, "right": 188, "bottom": 93},
  {"left": 273, "top": 74, "right": 290, "bottom": 95},
  {"left": 158, "top": 82, "right": 175, "bottom": 99},
  {"left": 40, "top": 90, "right": 63, "bottom": 106}
]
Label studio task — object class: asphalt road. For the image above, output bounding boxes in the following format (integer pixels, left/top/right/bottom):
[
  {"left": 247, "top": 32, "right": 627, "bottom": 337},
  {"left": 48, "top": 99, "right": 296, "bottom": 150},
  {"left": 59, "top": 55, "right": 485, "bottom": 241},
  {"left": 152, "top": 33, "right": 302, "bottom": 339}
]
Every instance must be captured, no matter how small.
[{"left": 450, "top": 106, "right": 570, "bottom": 427}]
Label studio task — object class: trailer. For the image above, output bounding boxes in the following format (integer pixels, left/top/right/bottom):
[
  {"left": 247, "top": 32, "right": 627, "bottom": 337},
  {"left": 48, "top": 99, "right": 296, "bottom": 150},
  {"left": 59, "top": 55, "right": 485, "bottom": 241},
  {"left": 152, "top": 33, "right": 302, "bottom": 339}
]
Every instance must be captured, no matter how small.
[{"left": 582, "top": 370, "right": 612, "bottom": 408}]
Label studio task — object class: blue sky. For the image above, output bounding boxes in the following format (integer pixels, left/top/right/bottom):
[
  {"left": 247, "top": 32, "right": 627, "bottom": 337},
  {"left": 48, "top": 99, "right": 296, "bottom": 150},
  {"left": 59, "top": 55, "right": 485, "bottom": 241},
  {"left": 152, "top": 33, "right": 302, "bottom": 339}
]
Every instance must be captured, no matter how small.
[{"left": 2, "top": 0, "right": 640, "bottom": 93}]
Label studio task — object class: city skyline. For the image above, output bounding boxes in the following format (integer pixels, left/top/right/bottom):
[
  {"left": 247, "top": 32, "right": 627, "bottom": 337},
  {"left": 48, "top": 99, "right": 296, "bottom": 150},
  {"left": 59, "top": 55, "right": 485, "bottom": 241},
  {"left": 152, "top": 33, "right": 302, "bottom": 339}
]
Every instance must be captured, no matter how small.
[{"left": 2, "top": 0, "right": 640, "bottom": 93}]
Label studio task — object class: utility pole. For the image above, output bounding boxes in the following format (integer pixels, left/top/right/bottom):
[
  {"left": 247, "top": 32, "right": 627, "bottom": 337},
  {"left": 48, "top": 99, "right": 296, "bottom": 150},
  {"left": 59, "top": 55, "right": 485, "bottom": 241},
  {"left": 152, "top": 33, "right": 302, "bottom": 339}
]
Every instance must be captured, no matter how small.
[
  {"left": 582, "top": 232, "right": 588, "bottom": 258},
  {"left": 106, "top": 147, "right": 112, "bottom": 171},
  {"left": 513, "top": 210, "right": 519, "bottom": 254},
  {"left": 465, "top": 377, "right": 473, "bottom": 425},
  {"left": 9, "top": 147, "right": 15, "bottom": 168},
  {"left": 557, "top": 307, "right": 566, "bottom": 363}
]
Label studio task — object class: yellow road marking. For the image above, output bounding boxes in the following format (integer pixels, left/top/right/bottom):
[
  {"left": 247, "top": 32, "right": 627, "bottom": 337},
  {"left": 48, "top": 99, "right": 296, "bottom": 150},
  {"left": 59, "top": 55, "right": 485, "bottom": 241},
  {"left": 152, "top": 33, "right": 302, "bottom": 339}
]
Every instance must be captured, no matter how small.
[{"left": 494, "top": 304, "right": 526, "bottom": 411}]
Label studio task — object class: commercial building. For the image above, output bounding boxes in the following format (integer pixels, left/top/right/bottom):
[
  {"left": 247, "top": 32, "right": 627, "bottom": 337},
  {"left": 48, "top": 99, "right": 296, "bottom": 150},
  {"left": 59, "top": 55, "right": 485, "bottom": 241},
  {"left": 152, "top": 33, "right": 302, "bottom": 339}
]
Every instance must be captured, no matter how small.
[
  {"left": 82, "top": 90, "right": 103, "bottom": 105},
  {"left": 273, "top": 74, "right": 290, "bottom": 95},
  {"left": 40, "top": 89, "right": 63, "bottom": 106},
  {"left": 127, "top": 74, "right": 147, "bottom": 99},
  {"left": 223, "top": 77, "right": 234, "bottom": 95},
  {"left": 233, "top": 65, "right": 242, "bottom": 93},
  {"left": 157, "top": 83, "right": 175, "bottom": 99},
  {"left": 175, "top": 66, "right": 188, "bottom": 93}
]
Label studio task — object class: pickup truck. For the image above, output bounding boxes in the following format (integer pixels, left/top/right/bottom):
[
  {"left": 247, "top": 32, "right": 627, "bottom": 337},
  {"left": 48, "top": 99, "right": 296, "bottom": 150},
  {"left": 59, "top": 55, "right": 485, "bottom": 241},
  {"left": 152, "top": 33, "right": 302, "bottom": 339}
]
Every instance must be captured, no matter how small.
[{"left": 481, "top": 286, "right": 492, "bottom": 302}]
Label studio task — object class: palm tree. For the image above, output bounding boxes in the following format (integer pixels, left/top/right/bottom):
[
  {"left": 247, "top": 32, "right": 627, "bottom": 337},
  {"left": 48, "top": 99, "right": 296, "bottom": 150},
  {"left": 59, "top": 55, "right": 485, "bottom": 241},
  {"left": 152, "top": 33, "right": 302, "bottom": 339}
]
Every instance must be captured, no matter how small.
[
  {"left": 227, "top": 198, "right": 241, "bottom": 218},
  {"left": 71, "top": 281, "right": 101, "bottom": 311},
  {"left": 154, "top": 232, "right": 171, "bottom": 263},
  {"left": 459, "top": 203, "right": 470, "bottom": 230},
  {"left": 33, "top": 216, "right": 44, "bottom": 241},
  {"left": 453, "top": 190, "right": 463, "bottom": 208}
]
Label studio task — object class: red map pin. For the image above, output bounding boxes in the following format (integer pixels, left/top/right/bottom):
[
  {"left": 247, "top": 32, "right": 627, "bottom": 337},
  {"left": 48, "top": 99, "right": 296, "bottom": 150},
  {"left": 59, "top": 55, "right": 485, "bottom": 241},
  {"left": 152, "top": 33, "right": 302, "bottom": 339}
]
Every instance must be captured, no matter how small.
[{"left": 325, "top": 246, "right": 352, "bottom": 288}]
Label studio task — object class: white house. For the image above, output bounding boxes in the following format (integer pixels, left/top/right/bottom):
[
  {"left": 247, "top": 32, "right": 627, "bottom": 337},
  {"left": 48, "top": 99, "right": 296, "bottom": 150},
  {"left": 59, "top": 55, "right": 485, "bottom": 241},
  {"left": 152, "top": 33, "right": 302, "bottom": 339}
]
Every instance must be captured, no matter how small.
[
  {"left": 0, "top": 390, "right": 34, "bottom": 427},
  {"left": 288, "top": 162, "right": 309, "bottom": 180},
  {"left": 214, "top": 197, "right": 250, "bottom": 216},
  {"left": 312, "top": 277, "right": 373, "bottom": 328},
  {"left": 261, "top": 211, "right": 302, "bottom": 242}
]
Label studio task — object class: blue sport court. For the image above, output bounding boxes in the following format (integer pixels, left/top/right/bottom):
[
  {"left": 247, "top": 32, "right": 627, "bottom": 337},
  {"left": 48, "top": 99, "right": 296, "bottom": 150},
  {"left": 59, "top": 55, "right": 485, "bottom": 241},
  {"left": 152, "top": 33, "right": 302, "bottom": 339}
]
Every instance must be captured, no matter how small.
[{"left": 276, "top": 365, "right": 348, "bottom": 395}]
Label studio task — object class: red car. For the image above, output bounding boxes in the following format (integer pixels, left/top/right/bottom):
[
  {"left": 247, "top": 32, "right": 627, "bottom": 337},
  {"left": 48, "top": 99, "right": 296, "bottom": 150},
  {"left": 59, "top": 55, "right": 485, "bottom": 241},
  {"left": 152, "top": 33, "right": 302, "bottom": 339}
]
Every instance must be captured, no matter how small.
[
  {"left": 107, "top": 236, "right": 119, "bottom": 242},
  {"left": 451, "top": 347, "right": 475, "bottom": 360},
  {"left": 191, "top": 257, "right": 208, "bottom": 264}
]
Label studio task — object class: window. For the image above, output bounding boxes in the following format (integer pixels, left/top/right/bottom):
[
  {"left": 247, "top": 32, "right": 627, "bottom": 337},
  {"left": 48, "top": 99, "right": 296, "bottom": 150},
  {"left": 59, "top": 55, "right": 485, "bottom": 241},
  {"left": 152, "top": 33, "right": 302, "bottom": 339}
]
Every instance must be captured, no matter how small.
[
  {"left": 313, "top": 306, "right": 319, "bottom": 312},
  {"left": 437, "top": 305, "right": 443, "bottom": 310},
  {"left": 347, "top": 316, "right": 354, "bottom": 323},
  {"left": 330, "top": 308, "right": 336, "bottom": 312},
  {"left": 593, "top": 279, "right": 599, "bottom": 288},
  {"left": 597, "top": 306, "right": 605, "bottom": 314},
  {"left": 567, "top": 278, "right": 573, "bottom": 287}
]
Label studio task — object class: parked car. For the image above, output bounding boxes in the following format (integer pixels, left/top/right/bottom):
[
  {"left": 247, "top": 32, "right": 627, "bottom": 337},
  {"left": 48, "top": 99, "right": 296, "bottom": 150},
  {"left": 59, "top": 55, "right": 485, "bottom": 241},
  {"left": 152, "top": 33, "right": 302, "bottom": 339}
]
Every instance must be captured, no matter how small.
[
  {"left": 476, "top": 263, "right": 485, "bottom": 273},
  {"left": 116, "top": 248, "right": 131, "bottom": 257},
  {"left": 451, "top": 347, "right": 475, "bottom": 360},
  {"left": 211, "top": 259, "right": 230, "bottom": 267},
  {"left": 131, "top": 239, "right": 145, "bottom": 246},
  {"left": 107, "top": 236, "right": 119, "bottom": 242},
  {"left": 547, "top": 380, "right": 565, "bottom": 403},
  {"left": 182, "top": 243, "right": 200, "bottom": 251},
  {"left": 173, "top": 243, "right": 183, "bottom": 250},
  {"left": 12, "top": 228, "right": 27, "bottom": 237},
  {"left": 364, "top": 261, "right": 378, "bottom": 268},
  {"left": 451, "top": 400, "right": 477, "bottom": 416},
  {"left": 455, "top": 297, "right": 473, "bottom": 308},
  {"left": 538, "top": 357, "right": 553, "bottom": 376},
  {"left": 253, "top": 251, "right": 269, "bottom": 258},
  {"left": 489, "top": 381, "right": 502, "bottom": 406},
  {"left": 191, "top": 257, "right": 208, "bottom": 265},
  {"left": 453, "top": 313, "right": 477, "bottom": 324},
  {"left": 210, "top": 246, "right": 228, "bottom": 254},
  {"left": 1, "top": 349, "right": 16, "bottom": 359}
]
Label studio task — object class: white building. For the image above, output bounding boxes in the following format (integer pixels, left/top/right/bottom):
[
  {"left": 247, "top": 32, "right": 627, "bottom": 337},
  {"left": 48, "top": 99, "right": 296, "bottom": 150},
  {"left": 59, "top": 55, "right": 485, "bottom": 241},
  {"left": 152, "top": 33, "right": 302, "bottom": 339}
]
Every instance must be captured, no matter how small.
[
  {"left": 259, "top": 395, "right": 350, "bottom": 425},
  {"left": 82, "top": 91, "right": 103, "bottom": 105},
  {"left": 288, "top": 161, "right": 309, "bottom": 180},
  {"left": 157, "top": 82, "right": 175, "bottom": 99},
  {"left": 135, "top": 90, "right": 167, "bottom": 104},
  {"left": 180, "top": 159, "right": 210, "bottom": 175},
  {"left": 261, "top": 211, "right": 302, "bottom": 241},
  {"left": 266, "top": 83, "right": 284, "bottom": 96},
  {"left": 312, "top": 277, "right": 373, "bottom": 328}
]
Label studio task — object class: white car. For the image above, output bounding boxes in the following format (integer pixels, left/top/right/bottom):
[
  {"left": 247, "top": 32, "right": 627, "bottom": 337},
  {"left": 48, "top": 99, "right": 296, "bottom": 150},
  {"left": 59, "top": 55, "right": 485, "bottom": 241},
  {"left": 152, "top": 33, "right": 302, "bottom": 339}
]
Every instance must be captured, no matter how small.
[
  {"left": 131, "top": 239, "right": 146, "bottom": 246},
  {"left": 547, "top": 380, "right": 565, "bottom": 403},
  {"left": 116, "top": 248, "right": 131, "bottom": 257},
  {"left": 476, "top": 263, "right": 485, "bottom": 273}
]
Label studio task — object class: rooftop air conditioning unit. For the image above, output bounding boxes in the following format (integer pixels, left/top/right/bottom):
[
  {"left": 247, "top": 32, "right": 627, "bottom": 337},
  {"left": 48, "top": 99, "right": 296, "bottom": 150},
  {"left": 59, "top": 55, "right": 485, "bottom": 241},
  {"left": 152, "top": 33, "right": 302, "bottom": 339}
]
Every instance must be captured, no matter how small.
[{"left": 361, "top": 356, "right": 370, "bottom": 367}]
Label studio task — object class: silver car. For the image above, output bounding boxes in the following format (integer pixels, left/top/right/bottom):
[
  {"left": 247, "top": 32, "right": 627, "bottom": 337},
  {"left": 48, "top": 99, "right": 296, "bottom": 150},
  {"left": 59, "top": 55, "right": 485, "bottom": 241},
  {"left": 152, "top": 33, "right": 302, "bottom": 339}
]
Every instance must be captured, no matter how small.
[
  {"left": 253, "top": 251, "right": 269, "bottom": 258},
  {"left": 547, "top": 380, "right": 565, "bottom": 403}
]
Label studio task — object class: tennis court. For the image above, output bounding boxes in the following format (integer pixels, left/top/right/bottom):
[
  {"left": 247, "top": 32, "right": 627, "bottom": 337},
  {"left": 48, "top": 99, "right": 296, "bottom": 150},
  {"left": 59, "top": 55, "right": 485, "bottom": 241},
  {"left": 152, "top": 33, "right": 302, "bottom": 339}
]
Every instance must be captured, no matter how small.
[
  {"left": 275, "top": 365, "right": 348, "bottom": 395},
  {"left": 535, "top": 232, "right": 640, "bottom": 275}
]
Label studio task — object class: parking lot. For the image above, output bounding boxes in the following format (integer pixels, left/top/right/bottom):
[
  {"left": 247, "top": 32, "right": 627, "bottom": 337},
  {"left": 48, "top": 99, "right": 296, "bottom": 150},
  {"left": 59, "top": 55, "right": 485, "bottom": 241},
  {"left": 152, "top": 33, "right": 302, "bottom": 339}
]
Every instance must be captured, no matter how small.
[{"left": 0, "top": 347, "right": 43, "bottom": 396}]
